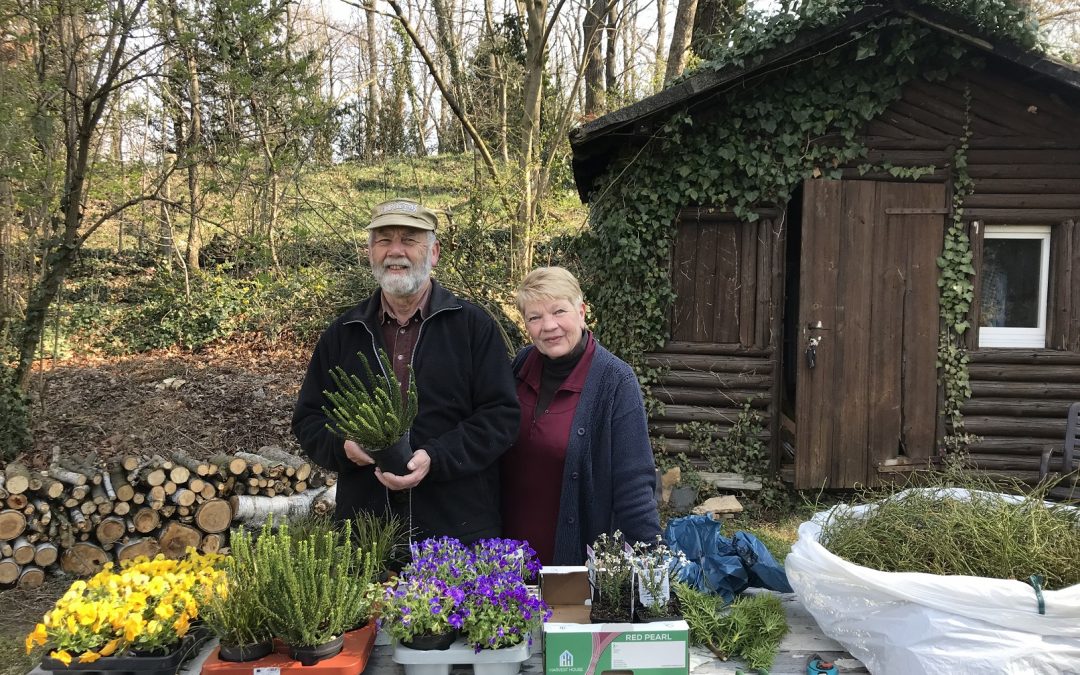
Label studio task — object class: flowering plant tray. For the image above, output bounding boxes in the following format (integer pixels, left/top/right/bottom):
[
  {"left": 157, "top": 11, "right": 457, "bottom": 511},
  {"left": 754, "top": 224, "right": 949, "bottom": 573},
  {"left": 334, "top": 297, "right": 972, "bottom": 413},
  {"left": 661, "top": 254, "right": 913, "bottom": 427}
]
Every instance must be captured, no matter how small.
[{"left": 39, "top": 628, "right": 212, "bottom": 675}]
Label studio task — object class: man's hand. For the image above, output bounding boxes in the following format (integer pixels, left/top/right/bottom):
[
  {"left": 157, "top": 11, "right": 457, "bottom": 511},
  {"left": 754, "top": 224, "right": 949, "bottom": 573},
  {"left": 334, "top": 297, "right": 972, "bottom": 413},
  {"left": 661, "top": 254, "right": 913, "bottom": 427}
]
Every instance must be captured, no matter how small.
[
  {"left": 376, "top": 449, "right": 431, "bottom": 490},
  {"left": 344, "top": 440, "right": 374, "bottom": 466}
]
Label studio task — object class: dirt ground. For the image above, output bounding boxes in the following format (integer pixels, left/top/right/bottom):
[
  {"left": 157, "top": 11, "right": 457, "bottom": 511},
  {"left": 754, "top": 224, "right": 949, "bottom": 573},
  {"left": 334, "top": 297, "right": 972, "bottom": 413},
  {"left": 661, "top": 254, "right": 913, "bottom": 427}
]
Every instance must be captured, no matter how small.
[
  {"left": 2, "top": 335, "right": 315, "bottom": 674},
  {"left": 23, "top": 336, "right": 310, "bottom": 469}
]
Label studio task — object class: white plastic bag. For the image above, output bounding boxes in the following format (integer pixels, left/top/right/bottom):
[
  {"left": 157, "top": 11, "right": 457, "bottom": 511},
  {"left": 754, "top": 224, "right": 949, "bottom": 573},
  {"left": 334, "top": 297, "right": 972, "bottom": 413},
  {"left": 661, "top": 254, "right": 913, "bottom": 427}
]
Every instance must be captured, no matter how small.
[{"left": 785, "top": 489, "right": 1080, "bottom": 674}]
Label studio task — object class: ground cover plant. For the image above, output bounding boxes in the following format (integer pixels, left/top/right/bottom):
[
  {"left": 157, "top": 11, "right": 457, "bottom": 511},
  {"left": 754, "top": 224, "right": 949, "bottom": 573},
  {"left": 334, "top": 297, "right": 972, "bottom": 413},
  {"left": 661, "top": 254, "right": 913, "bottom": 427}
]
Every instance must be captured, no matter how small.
[{"left": 817, "top": 471, "right": 1080, "bottom": 590}]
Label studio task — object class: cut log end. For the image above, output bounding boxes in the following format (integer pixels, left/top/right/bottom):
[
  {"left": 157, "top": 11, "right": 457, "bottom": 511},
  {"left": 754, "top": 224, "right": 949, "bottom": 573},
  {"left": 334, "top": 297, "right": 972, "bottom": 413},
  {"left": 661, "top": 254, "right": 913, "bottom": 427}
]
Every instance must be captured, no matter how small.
[
  {"left": 18, "top": 565, "right": 45, "bottom": 589},
  {"left": 60, "top": 542, "right": 110, "bottom": 577},
  {"left": 194, "top": 499, "right": 233, "bottom": 534},
  {"left": 157, "top": 521, "right": 202, "bottom": 559},
  {"left": 0, "top": 509, "right": 28, "bottom": 541}
]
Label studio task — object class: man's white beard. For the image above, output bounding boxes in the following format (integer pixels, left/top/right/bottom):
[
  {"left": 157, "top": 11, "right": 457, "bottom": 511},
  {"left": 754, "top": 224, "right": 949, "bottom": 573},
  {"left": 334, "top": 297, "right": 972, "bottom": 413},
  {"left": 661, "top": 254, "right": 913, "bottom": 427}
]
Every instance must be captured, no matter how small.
[{"left": 373, "top": 254, "right": 431, "bottom": 297}]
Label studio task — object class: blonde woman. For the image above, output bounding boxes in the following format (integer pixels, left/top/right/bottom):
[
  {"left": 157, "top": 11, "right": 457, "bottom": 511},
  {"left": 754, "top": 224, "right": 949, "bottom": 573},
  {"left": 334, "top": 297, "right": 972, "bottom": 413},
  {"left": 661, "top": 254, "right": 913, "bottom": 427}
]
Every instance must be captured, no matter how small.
[{"left": 501, "top": 267, "right": 660, "bottom": 565}]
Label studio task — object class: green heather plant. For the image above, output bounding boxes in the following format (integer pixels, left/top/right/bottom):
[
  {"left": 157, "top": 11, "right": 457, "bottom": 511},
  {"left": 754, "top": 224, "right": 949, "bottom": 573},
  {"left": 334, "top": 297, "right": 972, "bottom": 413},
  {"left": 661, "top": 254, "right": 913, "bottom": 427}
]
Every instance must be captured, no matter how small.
[
  {"left": 255, "top": 519, "right": 379, "bottom": 647},
  {"left": 322, "top": 349, "right": 418, "bottom": 449},
  {"left": 201, "top": 527, "right": 273, "bottom": 648}
]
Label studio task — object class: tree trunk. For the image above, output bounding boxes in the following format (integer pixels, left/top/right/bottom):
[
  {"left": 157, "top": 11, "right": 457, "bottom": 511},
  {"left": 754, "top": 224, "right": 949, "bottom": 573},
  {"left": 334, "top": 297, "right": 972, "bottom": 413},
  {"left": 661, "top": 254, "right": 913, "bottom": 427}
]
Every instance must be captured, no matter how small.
[
  {"left": 583, "top": 0, "right": 606, "bottom": 115},
  {"left": 691, "top": 0, "right": 743, "bottom": 56},
  {"left": 665, "top": 0, "right": 698, "bottom": 85},
  {"left": 654, "top": 0, "right": 668, "bottom": 89},
  {"left": 604, "top": 0, "right": 619, "bottom": 99},
  {"left": 364, "top": 0, "right": 380, "bottom": 160},
  {"left": 168, "top": 0, "right": 203, "bottom": 272}
]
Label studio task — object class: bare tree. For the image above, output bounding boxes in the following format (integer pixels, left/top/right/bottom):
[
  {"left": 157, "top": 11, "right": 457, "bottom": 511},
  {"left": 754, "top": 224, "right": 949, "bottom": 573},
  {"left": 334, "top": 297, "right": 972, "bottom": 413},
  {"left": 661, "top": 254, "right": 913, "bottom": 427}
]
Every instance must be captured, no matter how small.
[
  {"left": 14, "top": 0, "right": 171, "bottom": 387},
  {"left": 167, "top": 0, "right": 205, "bottom": 270}
]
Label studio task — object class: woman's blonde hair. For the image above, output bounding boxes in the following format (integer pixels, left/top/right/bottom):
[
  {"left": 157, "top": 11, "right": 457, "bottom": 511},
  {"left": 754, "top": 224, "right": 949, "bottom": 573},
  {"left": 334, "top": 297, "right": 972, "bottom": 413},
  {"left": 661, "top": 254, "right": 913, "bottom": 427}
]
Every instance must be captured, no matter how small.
[{"left": 515, "top": 266, "right": 584, "bottom": 315}]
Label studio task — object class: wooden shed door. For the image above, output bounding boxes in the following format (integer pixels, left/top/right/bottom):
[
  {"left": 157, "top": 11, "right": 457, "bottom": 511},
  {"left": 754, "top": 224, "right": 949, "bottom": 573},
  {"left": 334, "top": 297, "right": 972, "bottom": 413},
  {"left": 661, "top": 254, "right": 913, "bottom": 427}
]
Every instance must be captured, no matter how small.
[{"left": 795, "top": 179, "right": 947, "bottom": 489}]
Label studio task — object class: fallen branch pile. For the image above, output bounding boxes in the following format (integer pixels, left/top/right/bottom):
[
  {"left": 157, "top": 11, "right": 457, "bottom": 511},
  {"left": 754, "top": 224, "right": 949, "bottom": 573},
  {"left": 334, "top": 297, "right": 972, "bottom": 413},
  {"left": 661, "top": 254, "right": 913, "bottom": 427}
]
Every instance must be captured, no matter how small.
[{"left": 0, "top": 446, "right": 336, "bottom": 588}]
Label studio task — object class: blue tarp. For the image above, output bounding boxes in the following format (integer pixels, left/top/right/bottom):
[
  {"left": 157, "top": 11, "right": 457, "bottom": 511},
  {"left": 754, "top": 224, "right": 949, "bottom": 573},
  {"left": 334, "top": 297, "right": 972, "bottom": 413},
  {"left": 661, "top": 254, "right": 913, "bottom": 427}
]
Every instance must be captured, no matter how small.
[{"left": 664, "top": 514, "right": 793, "bottom": 602}]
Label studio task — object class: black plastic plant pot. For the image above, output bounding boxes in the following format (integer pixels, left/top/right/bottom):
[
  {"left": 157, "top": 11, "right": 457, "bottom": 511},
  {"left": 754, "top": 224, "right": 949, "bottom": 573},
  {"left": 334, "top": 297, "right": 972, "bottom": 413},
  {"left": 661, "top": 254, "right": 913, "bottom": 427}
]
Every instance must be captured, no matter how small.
[
  {"left": 401, "top": 631, "right": 457, "bottom": 650},
  {"left": 40, "top": 628, "right": 211, "bottom": 675},
  {"left": 372, "top": 433, "right": 412, "bottom": 475},
  {"left": 288, "top": 635, "right": 344, "bottom": 666},
  {"left": 218, "top": 639, "right": 274, "bottom": 662}
]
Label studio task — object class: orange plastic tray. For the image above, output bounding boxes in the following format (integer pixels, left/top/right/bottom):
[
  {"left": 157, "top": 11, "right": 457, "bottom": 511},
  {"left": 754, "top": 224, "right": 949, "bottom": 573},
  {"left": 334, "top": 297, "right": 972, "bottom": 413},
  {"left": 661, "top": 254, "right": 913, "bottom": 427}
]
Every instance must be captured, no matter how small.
[{"left": 201, "top": 622, "right": 376, "bottom": 675}]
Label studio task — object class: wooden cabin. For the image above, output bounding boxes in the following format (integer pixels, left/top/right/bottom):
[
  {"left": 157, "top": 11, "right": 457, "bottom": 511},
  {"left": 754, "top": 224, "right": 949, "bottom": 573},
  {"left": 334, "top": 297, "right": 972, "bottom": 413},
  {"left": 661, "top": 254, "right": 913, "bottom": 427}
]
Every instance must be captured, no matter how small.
[{"left": 569, "top": 2, "right": 1080, "bottom": 489}]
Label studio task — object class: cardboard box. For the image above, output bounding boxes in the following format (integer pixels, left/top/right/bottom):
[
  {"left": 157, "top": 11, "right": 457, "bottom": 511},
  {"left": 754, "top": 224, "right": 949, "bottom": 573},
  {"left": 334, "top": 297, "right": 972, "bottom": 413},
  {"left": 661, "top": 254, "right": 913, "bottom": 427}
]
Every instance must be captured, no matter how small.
[{"left": 540, "top": 567, "right": 689, "bottom": 675}]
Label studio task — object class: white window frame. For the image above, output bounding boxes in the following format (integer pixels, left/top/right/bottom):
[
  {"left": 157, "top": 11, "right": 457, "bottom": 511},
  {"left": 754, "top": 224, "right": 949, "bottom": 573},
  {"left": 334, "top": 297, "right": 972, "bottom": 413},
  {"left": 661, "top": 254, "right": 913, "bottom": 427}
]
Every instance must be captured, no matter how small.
[{"left": 978, "top": 224, "right": 1051, "bottom": 349}]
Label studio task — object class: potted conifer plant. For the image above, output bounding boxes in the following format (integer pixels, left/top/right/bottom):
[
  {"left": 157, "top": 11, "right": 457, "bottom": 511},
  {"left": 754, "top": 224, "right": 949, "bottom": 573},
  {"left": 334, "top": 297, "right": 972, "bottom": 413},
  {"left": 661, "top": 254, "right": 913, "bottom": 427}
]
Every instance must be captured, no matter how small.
[{"left": 323, "top": 349, "right": 418, "bottom": 476}]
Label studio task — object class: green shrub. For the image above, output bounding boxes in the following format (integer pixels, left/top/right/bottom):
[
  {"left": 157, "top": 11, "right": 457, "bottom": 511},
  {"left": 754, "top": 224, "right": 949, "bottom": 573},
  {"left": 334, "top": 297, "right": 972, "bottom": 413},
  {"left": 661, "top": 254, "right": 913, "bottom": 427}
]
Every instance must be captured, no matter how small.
[{"left": 0, "top": 365, "right": 31, "bottom": 462}]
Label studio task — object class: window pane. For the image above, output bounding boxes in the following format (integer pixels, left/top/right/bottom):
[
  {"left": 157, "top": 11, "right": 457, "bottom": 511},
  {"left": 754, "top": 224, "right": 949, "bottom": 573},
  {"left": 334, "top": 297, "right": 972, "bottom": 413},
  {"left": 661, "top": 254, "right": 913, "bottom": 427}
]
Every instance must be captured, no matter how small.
[{"left": 980, "top": 238, "right": 1042, "bottom": 328}]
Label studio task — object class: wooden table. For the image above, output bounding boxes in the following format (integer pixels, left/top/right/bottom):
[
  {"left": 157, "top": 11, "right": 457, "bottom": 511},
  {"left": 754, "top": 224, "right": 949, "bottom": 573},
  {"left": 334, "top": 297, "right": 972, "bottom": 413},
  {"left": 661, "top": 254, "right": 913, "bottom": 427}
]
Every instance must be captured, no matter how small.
[{"left": 27, "top": 593, "right": 866, "bottom": 675}]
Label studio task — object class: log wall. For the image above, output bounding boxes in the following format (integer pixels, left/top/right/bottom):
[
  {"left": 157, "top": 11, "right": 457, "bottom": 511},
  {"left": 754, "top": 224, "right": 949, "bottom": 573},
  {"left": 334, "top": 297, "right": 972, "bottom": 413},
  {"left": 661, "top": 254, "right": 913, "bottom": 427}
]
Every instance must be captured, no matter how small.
[
  {"left": 645, "top": 344, "right": 775, "bottom": 459},
  {"left": 962, "top": 350, "right": 1080, "bottom": 479},
  {"left": 656, "top": 210, "right": 785, "bottom": 463}
]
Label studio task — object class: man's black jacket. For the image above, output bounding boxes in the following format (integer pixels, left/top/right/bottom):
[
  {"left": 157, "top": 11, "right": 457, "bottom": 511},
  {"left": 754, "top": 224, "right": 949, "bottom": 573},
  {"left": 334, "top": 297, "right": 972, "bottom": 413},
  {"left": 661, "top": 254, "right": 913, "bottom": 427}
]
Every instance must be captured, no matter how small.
[{"left": 292, "top": 281, "right": 519, "bottom": 543}]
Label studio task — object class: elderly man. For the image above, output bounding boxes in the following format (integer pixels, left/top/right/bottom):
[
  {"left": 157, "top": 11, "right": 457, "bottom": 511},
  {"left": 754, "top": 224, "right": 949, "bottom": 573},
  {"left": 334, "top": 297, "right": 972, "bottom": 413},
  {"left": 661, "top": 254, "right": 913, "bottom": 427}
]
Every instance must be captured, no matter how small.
[{"left": 292, "top": 198, "right": 519, "bottom": 543}]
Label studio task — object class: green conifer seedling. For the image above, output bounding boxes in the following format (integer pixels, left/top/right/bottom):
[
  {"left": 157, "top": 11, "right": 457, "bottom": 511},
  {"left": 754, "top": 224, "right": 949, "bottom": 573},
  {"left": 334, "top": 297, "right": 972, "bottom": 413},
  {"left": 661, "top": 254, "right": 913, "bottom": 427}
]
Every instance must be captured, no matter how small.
[{"left": 322, "top": 349, "right": 418, "bottom": 450}]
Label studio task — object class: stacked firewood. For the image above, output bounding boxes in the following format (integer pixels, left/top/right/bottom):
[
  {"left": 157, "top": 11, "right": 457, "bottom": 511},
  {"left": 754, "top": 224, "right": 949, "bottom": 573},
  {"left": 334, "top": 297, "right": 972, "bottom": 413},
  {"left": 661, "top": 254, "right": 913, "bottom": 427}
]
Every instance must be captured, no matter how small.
[{"left": 0, "top": 446, "right": 335, "bottom": 588}]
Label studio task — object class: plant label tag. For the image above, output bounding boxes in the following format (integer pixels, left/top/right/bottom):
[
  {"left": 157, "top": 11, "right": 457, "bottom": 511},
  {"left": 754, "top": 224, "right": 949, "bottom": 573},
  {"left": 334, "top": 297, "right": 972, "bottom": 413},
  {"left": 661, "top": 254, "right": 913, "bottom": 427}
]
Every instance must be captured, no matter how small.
[
  {"left": 637, "top": 570, "right": 671, "bottom": 607},
  {"left": 254, "top": 667, "right": 280, "bottom": 675}
]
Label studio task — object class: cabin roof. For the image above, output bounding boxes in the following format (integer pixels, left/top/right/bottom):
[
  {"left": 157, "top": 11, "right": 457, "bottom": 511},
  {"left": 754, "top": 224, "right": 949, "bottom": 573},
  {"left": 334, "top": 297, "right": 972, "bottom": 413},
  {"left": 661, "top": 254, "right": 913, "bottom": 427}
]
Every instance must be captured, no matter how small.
[{"left": 569, "top": 0, "right": 1080, "bottom": 202}]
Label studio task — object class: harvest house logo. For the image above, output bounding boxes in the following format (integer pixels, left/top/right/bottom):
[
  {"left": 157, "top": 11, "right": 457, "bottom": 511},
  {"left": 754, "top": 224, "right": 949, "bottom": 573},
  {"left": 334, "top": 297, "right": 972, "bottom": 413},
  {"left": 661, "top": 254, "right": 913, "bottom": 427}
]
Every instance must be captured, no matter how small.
[{"left": 560, "top": 650, "right": 574, "bottom": 667}]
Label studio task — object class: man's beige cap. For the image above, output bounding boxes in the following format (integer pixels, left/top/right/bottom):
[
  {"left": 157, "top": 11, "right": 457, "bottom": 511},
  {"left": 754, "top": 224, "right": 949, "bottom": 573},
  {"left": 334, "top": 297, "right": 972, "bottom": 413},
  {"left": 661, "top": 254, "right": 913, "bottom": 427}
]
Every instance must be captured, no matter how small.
[{"left": 367, "top": 199, "right": 439, "bottom": 231}]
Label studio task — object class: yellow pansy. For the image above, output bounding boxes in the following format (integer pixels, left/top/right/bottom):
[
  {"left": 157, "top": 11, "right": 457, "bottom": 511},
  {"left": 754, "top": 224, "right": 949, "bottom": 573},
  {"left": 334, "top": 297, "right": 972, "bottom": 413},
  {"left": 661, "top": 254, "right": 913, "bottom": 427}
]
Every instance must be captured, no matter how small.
[
  {"left": 78, "top": 651, "right": 102, "bottom": 663},
  {"left": 173, "top": 613, "right": 190, "bottom": 636},
  {"left": 51, "top": 650, "right": 72, "bottom": 666},
  {"left": 99, "top": 638, "right": 120, "bottom": 657}
]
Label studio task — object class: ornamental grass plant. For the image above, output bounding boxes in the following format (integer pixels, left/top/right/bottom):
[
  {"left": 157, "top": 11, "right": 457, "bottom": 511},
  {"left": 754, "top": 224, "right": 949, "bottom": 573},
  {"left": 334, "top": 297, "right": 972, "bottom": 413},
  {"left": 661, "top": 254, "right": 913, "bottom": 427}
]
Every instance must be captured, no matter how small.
[
  {"left": 322, "top": 349, "right": 418, "bottom": 450},
  {"left": 351, "top": 511, "right": 409, "bottom": 574},
  {"left": 25, "top": 551, "right": 223, "bottom": 666},
  {"left": 817, "top": 469, "right": 1080, "bottom": 590}
]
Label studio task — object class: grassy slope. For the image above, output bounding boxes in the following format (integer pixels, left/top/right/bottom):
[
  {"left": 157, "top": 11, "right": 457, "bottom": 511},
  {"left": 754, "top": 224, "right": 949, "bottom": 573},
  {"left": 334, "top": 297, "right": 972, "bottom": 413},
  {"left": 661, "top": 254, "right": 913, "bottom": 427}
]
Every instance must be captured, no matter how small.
[{"left": 87, "top": 155, "right": 587, "bottom": 252}]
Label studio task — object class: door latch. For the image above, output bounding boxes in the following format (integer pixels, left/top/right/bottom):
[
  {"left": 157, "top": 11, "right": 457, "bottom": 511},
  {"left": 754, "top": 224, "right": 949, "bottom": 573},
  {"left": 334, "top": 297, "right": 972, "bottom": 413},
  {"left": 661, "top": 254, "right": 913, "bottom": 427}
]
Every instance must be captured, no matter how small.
[{"left": 805, "top": 335, "right": 822, "bottom": 369}]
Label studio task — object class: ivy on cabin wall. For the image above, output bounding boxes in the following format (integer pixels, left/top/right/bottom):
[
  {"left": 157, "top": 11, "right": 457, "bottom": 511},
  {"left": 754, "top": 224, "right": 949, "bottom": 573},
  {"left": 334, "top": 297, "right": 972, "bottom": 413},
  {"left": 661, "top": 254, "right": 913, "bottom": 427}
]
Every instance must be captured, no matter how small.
[
  {"left": 937, "top": 86, "right": 977, "bottom": 453},
  {"left": 580, "top": 1, "right": 1038, "bottom": 457}
]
